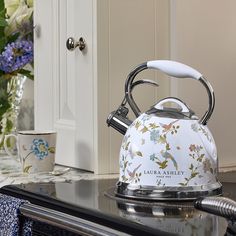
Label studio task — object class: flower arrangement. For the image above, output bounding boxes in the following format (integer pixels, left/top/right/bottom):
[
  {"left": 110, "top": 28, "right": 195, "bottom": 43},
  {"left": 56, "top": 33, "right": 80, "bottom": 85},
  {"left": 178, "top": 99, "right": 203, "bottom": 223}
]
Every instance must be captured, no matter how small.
[{"left": 0, "top": 0, "right": 33, "bottom": 148}]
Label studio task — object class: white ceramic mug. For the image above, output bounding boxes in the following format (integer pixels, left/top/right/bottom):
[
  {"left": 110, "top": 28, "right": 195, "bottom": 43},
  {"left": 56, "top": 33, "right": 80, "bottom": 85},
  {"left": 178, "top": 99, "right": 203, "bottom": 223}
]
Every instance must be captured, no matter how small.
[{"left": 4, "top": 130, "right": 57, "bottom": 174}]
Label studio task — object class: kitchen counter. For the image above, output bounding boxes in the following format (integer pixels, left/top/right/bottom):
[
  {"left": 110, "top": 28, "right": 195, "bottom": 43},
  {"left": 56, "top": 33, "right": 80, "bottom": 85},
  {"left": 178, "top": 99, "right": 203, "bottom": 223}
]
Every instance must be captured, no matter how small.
[
  {"left": 0, "top": 155, "right": 118, "bottom": 187},
  {"left": 0, "top": 155, "right": 236, "bottom": 235}
]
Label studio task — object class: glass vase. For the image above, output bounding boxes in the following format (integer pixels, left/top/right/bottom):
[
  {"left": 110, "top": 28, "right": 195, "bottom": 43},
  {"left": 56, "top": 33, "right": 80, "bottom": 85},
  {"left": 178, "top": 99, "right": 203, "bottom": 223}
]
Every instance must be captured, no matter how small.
[{"left": 0, "top": 75, "right": 26, "bottom": 154}]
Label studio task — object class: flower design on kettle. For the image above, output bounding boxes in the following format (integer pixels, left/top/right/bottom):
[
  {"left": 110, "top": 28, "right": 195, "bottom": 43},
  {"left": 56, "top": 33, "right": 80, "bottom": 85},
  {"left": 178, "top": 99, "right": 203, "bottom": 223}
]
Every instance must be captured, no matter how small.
[
  {"left": 148, "top": 120, "right": 180, "bottom": 171},
  {"left": 203, "top": 159, "right": 214, "bottom": 174},
  {"left": 191, "top": 123, "right": 212, "bottom": 143},
  {"left": 150, "top": 130, "right": 160, "bottom": 144},
  {"left": 179, "top": 144, "right": 214, "bottom": 186}
]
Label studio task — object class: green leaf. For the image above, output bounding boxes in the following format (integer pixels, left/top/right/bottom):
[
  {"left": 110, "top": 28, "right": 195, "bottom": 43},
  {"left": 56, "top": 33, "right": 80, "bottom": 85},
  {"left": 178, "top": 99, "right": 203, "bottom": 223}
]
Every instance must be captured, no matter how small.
[
  {"left": 25, "top": 73, "right": 34, "bottom": 80},
  {"left": 125, "top": 141, "right": 130, "bottom": 150},
  {"left": 136, "top": 151, "right": 143, "bottom": 157},
  {"left": 5, "top": 118, "right": 13, "bottom": 133},
  {"left": 0, "top": 17, "right": 7, "bottom": 27},
  {"left": 189, "top": 163, "right": 194, "bottom": 170},
  {"left": 7, "top": 32, "right": 20, "bottom": 44},
  {"left": 191, "top": 172, "right": 199, "bottom": 178},
  {"left": 18, "top": 69, "right": 31, "bottom": 74},
  {"left": 0, "top": 27, "right": 5, "bottom": 40},
  {"left": 124, "top": 161, "right": 128, "bottom": 169},
  {"left": 122, "top": 175, "right": 128, "bottom": 182},
  {"left": 149, "top": 123, "right": 159, "bottom": 129},
  {"left": 156, "top": 160, "right": 168, "bottom": 169},
  {"left": 0, "top": 37, "right": 7, "bottom": 52},
  {"left": 0, "top": 79, "right": 11, "bottom": 118},
  {"left": 135, "top": 121, "right": 141, "bottom": 129},
  {"left": 166, "top": 143, "right": 170, "bottom": 151},
  {"left": 48, "top": 147, "right": 56, "bottom": 153},
  {"left": 141, "top": 126, "right": 148, "bottom": 133},
  {"left": 18, "top": 69, "right": 34, "bottom": 80},
  {"left": 23, "top": 165, "right": 32, "bottom": 173},
  {"left": 0, "top": 1, "right": 4, "bottom": 12},
  {"left": 158, "top": 135, "right": 166, "bottom": 144},
  {"left": 0, "top": 9, "right": 5, "bottom": 18}
]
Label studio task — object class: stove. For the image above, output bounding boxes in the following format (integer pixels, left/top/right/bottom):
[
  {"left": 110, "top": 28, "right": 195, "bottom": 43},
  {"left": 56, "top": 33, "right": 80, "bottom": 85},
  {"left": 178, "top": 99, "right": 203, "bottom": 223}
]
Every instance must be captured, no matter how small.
[{"left": 0, "top": 172, "right": 236, "bottom": 236}]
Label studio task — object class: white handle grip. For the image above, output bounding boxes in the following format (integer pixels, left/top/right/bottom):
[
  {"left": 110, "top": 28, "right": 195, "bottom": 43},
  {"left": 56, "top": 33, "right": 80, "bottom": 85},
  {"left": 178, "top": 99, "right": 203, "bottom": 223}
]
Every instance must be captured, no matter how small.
[
  {"left": 147, "top": 60, "right": 202, "bottom": 80},
  {"left": 4, "top": 134, "right": 19, "bottom": 161}
]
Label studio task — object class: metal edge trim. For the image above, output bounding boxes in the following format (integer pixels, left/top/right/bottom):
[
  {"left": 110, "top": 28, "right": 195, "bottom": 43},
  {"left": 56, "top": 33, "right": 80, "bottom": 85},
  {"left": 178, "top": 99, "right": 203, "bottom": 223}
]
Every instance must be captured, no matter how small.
[{"left": 20, "top": 203, "right": 131, "bottom": 236}]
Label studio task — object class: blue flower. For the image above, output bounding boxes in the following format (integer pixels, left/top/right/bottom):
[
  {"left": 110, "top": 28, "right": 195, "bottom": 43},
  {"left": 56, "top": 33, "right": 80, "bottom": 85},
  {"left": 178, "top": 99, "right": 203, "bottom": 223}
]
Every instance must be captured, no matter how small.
[
  {"left": 31, "top": 139, "right": 49, "bottom": 160},
  {"left": 150, "top": 130, "right": 160, "bottom": 144},
  {"left": 191, "top": 123, "right": 199, "bottom": 132},
  {"left": 0, "top": 40, "right": 33, "bottom": 73},
  {"left": 150, "top": 154, "right": 157, "bottom": 161}
]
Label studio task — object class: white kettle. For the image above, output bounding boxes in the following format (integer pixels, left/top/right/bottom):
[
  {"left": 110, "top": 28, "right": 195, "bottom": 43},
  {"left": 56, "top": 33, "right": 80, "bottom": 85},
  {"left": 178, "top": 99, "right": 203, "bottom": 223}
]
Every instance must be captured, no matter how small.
[{"left": 107, "top": 60, "right": 222, "bottom": 200}]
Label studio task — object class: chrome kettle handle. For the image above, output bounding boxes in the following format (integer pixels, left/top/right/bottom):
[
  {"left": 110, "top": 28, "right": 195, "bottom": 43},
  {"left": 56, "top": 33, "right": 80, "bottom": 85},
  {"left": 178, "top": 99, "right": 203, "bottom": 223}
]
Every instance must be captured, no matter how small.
[{"left": 125, "top": 60, "right": 215, "bottom": 125}]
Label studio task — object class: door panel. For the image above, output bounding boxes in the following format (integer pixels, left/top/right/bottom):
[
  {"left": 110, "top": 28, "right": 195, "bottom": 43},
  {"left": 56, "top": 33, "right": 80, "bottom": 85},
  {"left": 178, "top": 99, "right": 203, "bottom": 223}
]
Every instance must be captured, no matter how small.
[{"left": 55, "top": 0, "right": 94, "bottom": 171}]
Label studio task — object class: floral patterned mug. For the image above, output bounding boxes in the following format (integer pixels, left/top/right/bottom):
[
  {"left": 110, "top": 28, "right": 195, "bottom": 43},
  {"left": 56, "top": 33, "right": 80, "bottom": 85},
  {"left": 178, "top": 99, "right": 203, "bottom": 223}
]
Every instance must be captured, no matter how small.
[{"left": 4, "top": 130, "right": 56, "bottom": 173}]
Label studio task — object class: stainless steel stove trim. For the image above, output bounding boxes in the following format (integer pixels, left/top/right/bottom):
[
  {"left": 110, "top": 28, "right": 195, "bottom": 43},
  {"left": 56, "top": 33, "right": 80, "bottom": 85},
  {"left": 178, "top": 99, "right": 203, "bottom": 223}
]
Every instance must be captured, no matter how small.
[
  {"left": 20, "top": 203, "right": 131, "bottom": 236},
  {"left": 115, "top": 181, "right": 222, "bottom": 200},
  {"left": 116, "top": 201, "right": 197, "bottom": 218}
]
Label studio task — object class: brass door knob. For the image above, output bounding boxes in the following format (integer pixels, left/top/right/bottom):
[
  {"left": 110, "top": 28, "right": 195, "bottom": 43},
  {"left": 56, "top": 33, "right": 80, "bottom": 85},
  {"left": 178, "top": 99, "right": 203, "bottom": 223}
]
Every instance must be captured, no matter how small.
[{"left": 66, "top": 37, "right": 86, "bottom": 51}]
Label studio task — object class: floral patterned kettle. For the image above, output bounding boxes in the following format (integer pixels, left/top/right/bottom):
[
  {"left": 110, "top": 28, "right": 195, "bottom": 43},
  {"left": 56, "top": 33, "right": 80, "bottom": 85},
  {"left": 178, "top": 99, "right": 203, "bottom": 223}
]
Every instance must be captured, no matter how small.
[{"left": 107, "top": 60, "right": 222, "bottom": 200}]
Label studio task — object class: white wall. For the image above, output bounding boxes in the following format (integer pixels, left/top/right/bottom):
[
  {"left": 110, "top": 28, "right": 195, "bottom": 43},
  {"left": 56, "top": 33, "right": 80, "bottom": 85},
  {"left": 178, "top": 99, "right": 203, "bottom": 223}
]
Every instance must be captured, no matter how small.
[
  {"left": 170, "top": 0, "right": 236, "bottom": 168},
  {"left": 105, "top": 0, "right": 170, "bottom": 173}
]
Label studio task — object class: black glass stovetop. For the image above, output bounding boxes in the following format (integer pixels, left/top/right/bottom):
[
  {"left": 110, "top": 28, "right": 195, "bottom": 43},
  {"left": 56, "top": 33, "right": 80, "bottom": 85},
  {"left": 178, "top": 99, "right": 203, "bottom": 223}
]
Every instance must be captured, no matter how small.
[{"left": 1, "top": 172, "right": 236, "bottom": 236}]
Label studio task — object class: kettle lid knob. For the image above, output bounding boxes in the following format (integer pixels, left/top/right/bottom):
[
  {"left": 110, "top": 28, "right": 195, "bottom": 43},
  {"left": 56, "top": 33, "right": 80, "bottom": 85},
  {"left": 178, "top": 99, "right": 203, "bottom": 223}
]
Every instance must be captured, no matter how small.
[{"left": 155, "top": 97, "right": 190, "bottom": 113}]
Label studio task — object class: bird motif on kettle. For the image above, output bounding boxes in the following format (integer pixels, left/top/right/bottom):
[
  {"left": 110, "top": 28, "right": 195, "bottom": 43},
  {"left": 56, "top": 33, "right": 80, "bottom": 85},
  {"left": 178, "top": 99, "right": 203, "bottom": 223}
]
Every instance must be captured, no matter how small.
[
  {"left": 160, "top": 120, "right": 179, "bottom": 133},
  {"left": 107, "top": 60, "right": 222, "bottom": 200}
]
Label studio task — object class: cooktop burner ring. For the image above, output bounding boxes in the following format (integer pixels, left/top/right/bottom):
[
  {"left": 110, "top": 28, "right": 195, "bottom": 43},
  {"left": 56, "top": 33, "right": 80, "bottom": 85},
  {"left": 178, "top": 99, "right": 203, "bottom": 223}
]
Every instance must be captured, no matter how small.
[
  {"left": 113, "top": 181, "right": 223, "bottom": 201},
  {"left": 104, "top": 187, "right": 195, "bottom": 209}
]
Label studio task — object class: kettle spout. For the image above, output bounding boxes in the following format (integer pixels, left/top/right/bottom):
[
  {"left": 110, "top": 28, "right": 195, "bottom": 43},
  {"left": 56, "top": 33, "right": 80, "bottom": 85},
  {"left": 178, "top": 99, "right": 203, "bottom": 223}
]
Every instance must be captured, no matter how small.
[{"left": 106, "top": 106, "right": 132, "bottom": 135}]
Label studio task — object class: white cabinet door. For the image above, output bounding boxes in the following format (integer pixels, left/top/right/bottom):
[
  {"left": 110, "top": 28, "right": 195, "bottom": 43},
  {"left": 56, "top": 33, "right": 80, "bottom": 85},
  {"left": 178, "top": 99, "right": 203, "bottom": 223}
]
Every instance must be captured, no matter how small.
[
  {"left": 34, "top": 0, "right": 170, "bottom": 173},
  {"left": 56, "top": 0, "right": 95, "bottom": 171},
  {"left": 35, "top": 0, "right": 95, "bottom": 171}
]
